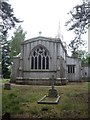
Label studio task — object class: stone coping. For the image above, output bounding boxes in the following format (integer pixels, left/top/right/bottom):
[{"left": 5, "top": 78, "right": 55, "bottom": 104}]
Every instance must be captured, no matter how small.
[
  {"left": 37, "top": 95, "right": 60, "bottom": 104},
  {"left": 16, "top": 77, "right": 67, "bottom": 80}
]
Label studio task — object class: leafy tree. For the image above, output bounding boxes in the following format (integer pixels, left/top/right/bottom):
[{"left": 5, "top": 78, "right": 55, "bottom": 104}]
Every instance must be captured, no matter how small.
[
  {"left": 10, "top": 25, "right": 26, "bottom": 58},
  {"left": 72, "top": 50, "right": 90, "bottom": 66},
  {"left": 85, "top": 54, "right": 90, "bottom": 65},
  {"left": 65, "top": 0, "right": 90, "bottom": 55},
  {"left": 0, "top": 0, "right": 22, "bottom": 78},
  {"left": 0, "top": 0, "right": 22, "bottom": 37},
  {"left": 73, "top": 50, "right": 88, "bottom": 64}
]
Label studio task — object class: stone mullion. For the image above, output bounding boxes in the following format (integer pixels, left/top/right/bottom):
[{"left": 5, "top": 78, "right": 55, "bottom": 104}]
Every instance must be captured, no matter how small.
[
  {"left": 33, "top": 57, "right": 35, "bottom": 69},
  {"left": 37, "top": 56, "right": 38, "bottom": 69},
  {"left": 30, "top": 56, "right": 31, "bottom": 69},
  {"left": 41, "top": 55, "right": 43, "bottom": 69},
  {"left": 42, "top": 56, "right": 43, "bottom": 69},
  {"left": 45, "top": 56, "right": 46, "bottom": 69},
  {"left": 49, "top": 56, "right": 50, "bottom": 69},
  {"left": 40, "top": 55, "right": 42, "bottom": 69},
  {"left": 37, "top": 55, "right": 39, "bottom": 69}
]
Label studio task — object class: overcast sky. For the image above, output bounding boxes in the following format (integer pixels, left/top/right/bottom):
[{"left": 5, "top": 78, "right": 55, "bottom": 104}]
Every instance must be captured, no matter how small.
[{"left": 8, "top": 0, "right": 87, "bottom": 52}]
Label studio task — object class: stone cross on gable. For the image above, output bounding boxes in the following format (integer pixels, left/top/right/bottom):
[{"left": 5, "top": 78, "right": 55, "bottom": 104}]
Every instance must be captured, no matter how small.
[{"left": 39, "top": 31, "right": 42, "bottom": 36}]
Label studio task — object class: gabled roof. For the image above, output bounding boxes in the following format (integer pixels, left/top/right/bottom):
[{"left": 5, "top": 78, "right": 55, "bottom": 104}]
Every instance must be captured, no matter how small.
[
  {"left": 22, "top": 36, "right": 61, "bottom": 44},
  {"left": 22, "top": 36, "right": 67, "bottom": 53}
]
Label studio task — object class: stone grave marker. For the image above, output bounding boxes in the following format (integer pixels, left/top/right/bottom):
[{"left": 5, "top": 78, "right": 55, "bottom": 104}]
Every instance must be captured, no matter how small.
[
  {"left": 37, "top": 75, "right": 60, "bottom": 104},
  {"left": 48, "top": 75, "right": 58, "bottom": 97},
  {"left": 4, "top": 83, "right": 11, "bottom": 90}
]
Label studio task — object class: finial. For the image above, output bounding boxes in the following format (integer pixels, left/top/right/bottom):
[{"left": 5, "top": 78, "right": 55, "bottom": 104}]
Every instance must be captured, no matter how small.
[
  {"left": 39, "top": 31, "right": 42, "bottom": 36},
  {"left": 56, "top": 20, "right": 62, "bottom": 39}
]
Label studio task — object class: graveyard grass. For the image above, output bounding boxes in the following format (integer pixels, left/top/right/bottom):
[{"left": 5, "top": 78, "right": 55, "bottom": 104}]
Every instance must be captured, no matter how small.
[{"left": 2, "top": 81, "right": 89, "bottom": 118}]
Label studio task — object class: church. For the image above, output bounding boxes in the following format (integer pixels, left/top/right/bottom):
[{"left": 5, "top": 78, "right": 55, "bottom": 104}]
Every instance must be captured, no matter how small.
[{"left": 11, "top": 34, "right": 83, "bottom": 85}]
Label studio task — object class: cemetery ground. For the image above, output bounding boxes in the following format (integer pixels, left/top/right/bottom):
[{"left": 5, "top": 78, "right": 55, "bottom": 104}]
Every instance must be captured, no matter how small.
[{"left": 2, "top": 79, "right": 90, "bottom": 119}]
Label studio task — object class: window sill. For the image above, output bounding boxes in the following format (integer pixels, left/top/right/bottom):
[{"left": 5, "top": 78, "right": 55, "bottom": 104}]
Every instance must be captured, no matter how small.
[{"left": 23, "top": 70, "right": 57, "bottom": 72}]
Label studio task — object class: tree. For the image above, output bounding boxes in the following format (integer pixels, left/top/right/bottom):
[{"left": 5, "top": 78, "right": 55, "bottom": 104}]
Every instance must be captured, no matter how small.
[
  {"left": 2, "top": 35, "right": 11, "bottom": 78},
  {"left": 73, "top": 50, "right": 87, "bottom": 64},
  {"left": 0, "top": 0, "right": 22, "bottom": 37},
  {"left": 65, "top": 0, "right": 90, "bottom": 55},
  {"left": 0, "top": 0, "right": 22, "bottom": 78},
  {"left": 10, "top": 25, "right": 26, "bottom": 59},
  {"left": 85, "top": 54, "right": 90, "bottom": 65},
  {"left": 72, "top": 50, "right": 90, "bottom": 65}
]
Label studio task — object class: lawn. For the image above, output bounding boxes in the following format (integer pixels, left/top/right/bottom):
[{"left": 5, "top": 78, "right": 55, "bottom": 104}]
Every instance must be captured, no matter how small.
[
  {"left": 0, "top": 79, "right": 10, "bottom": 83},
  {"left": 2, "top": 81, "right": 89, "bottom": 119}
]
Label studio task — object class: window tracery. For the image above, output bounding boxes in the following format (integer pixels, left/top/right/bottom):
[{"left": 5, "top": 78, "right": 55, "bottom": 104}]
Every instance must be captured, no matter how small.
[{"left": 31, "top": 46, "right": 49, "bottom": 69}]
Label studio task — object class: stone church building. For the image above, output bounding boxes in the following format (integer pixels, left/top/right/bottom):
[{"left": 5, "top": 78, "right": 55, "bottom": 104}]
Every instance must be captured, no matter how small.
[{"left": 11, "top": 36, "right": 82, "bottom": 85}]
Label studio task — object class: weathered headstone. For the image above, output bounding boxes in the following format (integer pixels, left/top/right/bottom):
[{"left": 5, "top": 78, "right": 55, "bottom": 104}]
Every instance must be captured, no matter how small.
[
  {"left": 48, "top": 75, "right": 58, "bottom": 97},
  {"left": 4, "top": 83, "right": 11, "bottom": 90},
  {"left": 37, "top": 75, "right": 60, "bottom": 104}
]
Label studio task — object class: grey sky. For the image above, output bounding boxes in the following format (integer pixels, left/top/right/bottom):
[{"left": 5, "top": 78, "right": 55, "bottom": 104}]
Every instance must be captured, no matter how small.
[{"left": 8, "top": 0, "right": 88, "bottom": 53}]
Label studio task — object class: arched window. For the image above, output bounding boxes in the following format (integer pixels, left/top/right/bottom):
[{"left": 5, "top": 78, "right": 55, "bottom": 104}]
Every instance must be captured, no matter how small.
[{"left": 31, "top": 46, "right": 50, "bottom": 70}]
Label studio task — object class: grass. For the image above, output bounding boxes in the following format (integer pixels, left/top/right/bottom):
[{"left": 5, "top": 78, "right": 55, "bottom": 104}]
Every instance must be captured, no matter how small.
[
  {"left": 2, "top": 81, "right": 89, "bottom": 118},
  {"left": 0, "top": 79, "right": 10, "bottom": 83}
]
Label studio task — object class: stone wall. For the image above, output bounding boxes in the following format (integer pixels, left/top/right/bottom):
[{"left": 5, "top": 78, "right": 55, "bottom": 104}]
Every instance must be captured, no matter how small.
[
  {"left": 66, "top": 57, "right": 81, "bottom": 81},
  {"left": 10, "top": 57, "right": 20, "bottom": 82},
  {"left": 20, "top": 37, "right": 67, "bottom": 80},
  {"left": 82, "top": 66, "right": 90, "bottom": 81},
  {"left": 11, "top": 36, "right": 82, "bottom": 84}
]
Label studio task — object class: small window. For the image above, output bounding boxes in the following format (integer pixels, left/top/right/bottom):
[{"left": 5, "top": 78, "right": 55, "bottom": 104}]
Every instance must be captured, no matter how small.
[{"left": 67, "top": 65, "right": 75, "bottom": 73}]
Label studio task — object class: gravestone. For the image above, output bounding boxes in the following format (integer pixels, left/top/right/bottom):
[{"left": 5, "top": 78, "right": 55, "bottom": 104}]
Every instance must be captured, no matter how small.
[
  {"left": 37, "top": 75, "right": 60, "bottom": 104},
  {"left": 48, "top": 75, "right": 58, "bottom": 97},
  {"left": 4, "top": 83, "right": 11, "bottom": 90}
]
